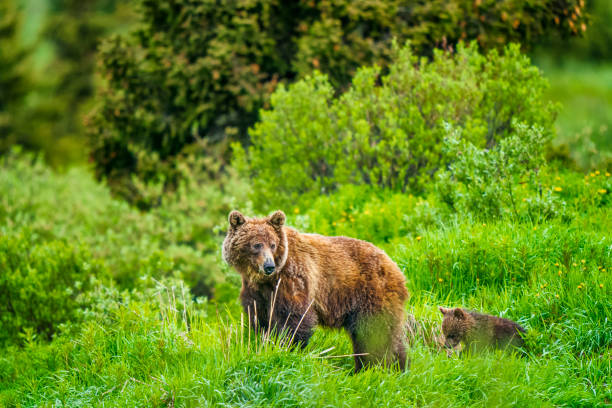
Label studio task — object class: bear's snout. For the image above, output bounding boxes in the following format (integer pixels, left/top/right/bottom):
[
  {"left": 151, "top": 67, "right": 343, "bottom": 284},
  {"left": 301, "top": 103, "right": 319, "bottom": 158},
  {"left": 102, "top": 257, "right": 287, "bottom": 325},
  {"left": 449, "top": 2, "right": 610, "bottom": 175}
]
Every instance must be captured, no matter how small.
[{"left": 263, "top": 259, "right": 275, "bottom": 275}]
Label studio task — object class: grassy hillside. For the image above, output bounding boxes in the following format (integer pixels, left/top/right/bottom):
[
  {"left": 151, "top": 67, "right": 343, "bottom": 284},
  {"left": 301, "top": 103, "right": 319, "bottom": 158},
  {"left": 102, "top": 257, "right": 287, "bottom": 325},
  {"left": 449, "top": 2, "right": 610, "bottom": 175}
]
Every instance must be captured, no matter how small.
[{"left": 0, "top": 151, "right": 610, "bottom": 407}]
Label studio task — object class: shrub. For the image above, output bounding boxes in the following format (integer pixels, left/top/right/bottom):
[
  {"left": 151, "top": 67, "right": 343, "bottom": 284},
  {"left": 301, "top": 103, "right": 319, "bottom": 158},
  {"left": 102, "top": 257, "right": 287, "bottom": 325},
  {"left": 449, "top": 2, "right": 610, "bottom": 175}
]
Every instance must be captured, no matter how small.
[
  {"left": 436, "top": 122, "right": 561, "bottom": 221},
  {"left": 89, "top": 0, "right": 584, "bottom": 203},
  {"left": 0, "top": 149, "right": 249, "bottom": 297},
  {"left": 0, "top": 232, "right": 108, "bottom": 346},
  {"left": 238, "top": 42, "right": 557, "bottom": 211}
]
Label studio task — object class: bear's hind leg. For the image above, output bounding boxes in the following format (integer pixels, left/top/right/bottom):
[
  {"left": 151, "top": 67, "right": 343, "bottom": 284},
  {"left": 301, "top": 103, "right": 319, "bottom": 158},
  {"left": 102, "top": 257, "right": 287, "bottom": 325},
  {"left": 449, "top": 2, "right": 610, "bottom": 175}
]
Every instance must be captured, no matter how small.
[{"left": 349, "top": 312, "right": 405, "bottom": 373}]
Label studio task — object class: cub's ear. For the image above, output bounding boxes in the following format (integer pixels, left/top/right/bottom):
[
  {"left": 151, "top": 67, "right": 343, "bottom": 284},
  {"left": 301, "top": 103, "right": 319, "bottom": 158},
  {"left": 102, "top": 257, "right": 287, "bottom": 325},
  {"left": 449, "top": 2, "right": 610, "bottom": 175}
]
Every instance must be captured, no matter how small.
[
  {"left": 268, "top": 210, "right": 286, "bottom": 228},
  {"left": 229, "top": 211, "right": 246, "bottom": 228},
  {"left": 453, "top": 308, "right": 467, "bottom": 320},
  {"left": 439, "top": 306, "right": 451, "bottom": 315}
]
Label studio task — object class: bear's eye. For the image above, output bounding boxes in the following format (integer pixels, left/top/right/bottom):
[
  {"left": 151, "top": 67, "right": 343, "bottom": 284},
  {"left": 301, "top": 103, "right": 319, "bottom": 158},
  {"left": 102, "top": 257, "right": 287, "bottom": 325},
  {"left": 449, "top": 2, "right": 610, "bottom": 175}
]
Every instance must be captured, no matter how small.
[
  {"left": 271, "top": 243, "right": 276, "bottom": 250},
  {"left": 253, "top": 243, "right": 263, "bottom": 251}
]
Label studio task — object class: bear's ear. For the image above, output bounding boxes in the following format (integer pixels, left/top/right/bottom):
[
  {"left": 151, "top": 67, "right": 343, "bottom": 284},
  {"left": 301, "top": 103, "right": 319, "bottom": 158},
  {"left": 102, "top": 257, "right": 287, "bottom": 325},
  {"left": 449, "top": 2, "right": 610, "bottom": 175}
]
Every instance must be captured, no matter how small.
[
  {"left": 453, "top": 308, "right": 467, "bottom": 320},
  {"left": 439, "top": 306, "right": 451, "bottom": 315},
  {"left": 229, "top": 211, "right": 246, "bottom": 228},
  {"left": 268, "top": 210, "right": 285, "bottom": 228}
]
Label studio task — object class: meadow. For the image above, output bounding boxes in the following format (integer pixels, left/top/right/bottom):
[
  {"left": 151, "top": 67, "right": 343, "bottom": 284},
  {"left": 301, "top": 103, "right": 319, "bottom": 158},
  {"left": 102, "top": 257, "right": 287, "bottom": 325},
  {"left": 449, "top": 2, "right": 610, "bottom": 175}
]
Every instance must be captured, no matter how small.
[{"left": 0, "top": 146, "right": 610, "bottom": 407}]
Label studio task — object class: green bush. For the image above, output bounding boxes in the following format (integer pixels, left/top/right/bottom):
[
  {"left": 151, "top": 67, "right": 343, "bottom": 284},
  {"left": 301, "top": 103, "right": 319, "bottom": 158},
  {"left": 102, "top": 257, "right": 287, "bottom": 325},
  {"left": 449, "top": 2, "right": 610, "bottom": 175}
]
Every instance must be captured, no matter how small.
[
  {"left": 89, "top": 0, "right": 584, "bottom": 203},
  {"left": 0, "top": 232, "right": 107, "bottom": 346},
  {"left": 238, "top": 42, "right": 557, "bottom": 211},
  {"left": 0, "top": 149, "right": 249, "bottom": 297},
  {"left": 436, "top": 122, "right": 561, "bottom": 221}
]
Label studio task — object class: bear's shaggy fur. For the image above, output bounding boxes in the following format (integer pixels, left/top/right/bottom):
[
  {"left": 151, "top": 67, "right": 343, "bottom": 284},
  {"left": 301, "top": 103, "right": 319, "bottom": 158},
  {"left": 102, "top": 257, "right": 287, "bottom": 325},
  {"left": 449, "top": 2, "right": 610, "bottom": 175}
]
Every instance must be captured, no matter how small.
[
  {"left": 222, "top": 210, "right": 409, "bottom": 372},
  {"left": 439, "top": 307, "right": 526, "bottom": 353}
]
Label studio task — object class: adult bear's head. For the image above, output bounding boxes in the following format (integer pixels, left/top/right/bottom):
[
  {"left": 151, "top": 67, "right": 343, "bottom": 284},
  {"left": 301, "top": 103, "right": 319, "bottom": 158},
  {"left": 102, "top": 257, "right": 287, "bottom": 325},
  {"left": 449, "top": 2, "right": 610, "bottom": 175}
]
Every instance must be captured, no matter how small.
[{"left": 222, "top": 210, "right": 289, "bottom": 282}]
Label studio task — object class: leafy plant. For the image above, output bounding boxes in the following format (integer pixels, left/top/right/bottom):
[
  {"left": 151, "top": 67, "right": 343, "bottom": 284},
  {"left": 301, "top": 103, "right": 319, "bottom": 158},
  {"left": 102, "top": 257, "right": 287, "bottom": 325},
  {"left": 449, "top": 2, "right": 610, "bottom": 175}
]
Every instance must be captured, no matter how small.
[
  {"left": 437, "top": 122, "right": 561, "bottom": 221},
  {"left": 0, "top": 232, "right": 108, "bottom": 346},
  {"left": 238, "top": 42, "right": 557, "bottom": 211}
]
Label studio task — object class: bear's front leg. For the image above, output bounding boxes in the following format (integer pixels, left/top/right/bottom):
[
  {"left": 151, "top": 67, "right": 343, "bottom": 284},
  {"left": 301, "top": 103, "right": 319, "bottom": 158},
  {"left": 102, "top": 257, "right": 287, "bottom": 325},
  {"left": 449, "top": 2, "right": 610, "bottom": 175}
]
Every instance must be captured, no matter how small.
[
  {"left": 274, "top": 305, "right": 317, "bottom": 349},
  {"left": 240, "top": 287, "right": 317, "bottom": 348}
]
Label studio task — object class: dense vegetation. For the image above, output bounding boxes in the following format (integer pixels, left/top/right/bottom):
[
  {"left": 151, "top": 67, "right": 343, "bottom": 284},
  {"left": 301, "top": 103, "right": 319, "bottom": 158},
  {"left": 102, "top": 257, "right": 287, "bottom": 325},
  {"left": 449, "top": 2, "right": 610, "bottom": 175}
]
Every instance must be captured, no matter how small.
[
  {"left": 2, "top": 1, "right": 611, "bottom": 406},
  {"left": 88, "top": 0, "right": 587, "bottom": 205}
]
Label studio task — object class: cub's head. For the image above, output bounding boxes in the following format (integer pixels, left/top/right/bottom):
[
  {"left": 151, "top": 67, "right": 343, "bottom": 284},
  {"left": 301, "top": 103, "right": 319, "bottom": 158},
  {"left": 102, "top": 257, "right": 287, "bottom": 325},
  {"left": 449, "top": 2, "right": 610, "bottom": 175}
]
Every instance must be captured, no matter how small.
[
  {"left": 439, "top": 307, "right": 471, "bottom": 349},
  {"left": 222, "top": 210, "right": 288, "bottom": 282}
]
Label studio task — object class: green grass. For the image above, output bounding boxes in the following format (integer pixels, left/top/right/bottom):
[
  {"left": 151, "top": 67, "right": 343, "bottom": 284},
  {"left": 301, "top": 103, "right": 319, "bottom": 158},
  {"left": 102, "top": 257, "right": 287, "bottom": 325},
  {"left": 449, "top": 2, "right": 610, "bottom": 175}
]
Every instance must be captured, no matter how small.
[{"left": 0, "top": 152, "right": 610, "bottom": 407}]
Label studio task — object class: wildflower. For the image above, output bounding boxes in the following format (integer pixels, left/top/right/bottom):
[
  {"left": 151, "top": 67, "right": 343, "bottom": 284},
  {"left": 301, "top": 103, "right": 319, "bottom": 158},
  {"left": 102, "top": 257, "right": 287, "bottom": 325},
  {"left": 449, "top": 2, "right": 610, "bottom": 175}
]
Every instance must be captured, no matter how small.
[
  {"left": 558, "top": 270, "right": 562, "bottom": 276},
  {"left": 590, "top": 172, "right": 595, "bottom": 177},
  {"left": 522, "top": 198, "right": 527, "bottom": 202},
  {"left": 600, "top": 283, "right": 604, "bottom": 288},
  {"left": 535, "top": 293, "right": 539, "bottom": 297},
  {"left": 294, "top": 208, "right": 300, "bottom": 214},
  {"left": 597, "top": 189, "right": 607, "bottom": 194},
  {"left": 482, "top": 223, "right": 486, "bottom": 227},
  {"left": 533, "top": 226, "right": 537, "bottom": 231},
  {"left": 416, "top": 236, "right": 422, "bottom": 241},
  {"left": 553, "top": 187, "right": 562, "bottom": 192},
  {"left": 554, "top": 262, "right": 559, "bottom": 266},
  {"left": 606, "top": 172, "right": 611, "bottom": 177},
  {"left": 581, "top": 259, "right": 585, "bottom": 264},
  {"left": 555, "top": 294, "right": 559, "bottom": 298},
  {"left": 555, "top": 176, "right": 561, "bottom": 181},
  {"left": 577, "top": 285, "right": 582, "bottom": 290},
  {"left": 364, "top": 210, "right": 370, "bottom": 215},
  {"left": 595, "top": 170, "right": 600, "bottom": 175},
  {"left": 572, "top": 263, "right": 577, "bottom": 267},
  {"left": 332, "top": 222, "right": 336, "bottom": 226},
  {"left": 438, "top": 278, "right": 443, "bottom": 283}
]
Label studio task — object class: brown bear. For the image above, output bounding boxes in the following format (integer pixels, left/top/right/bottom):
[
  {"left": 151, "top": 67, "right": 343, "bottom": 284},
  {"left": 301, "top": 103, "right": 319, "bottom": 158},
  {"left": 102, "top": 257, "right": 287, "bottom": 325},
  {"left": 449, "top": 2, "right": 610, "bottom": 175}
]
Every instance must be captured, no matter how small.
[
  {"left": 439, "top": 307, "right": 526, "bottom": 353},
  {"left": 222, "top": 210, "right": 409, "bottom": 372}
]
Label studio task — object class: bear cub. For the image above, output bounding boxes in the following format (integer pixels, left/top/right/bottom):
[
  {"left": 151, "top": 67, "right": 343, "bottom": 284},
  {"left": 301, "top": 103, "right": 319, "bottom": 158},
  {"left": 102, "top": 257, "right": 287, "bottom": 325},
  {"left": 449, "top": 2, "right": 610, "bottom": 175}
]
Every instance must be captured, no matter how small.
[
  {"left": 439, "top": 307, "right": 526, "bottom": 353},
  {"left": 222, "top": 210, "right": 409, "bottom": 372}
]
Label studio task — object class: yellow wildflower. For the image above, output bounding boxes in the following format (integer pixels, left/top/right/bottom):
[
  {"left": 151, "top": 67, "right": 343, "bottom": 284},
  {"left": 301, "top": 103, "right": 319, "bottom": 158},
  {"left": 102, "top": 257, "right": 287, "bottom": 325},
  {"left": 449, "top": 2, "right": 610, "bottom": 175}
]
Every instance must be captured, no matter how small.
[
  {"left": 535, "top": 293, "right": 540, "bottom": 297},
  {"left": 554, "top": 186, "right": 562, "bottom": 192},
  {"left": 595, "top": 170, "right": 600, "bottom": 175},
  {"left": 555, "top": 294, "right": 559, "bottom": 298},
  {"left": 606, "top": 172, "right": 611, "bottom": 177},
  {"left": 438, "top": 278, "right": 443, "bottom": 283},
  {"left": 294, "top": 208, "right": 300, "bottom": 214},
  {"left": 599, "top": 283, "right": 604, "bottom": 288},
  {"left": 597, "top": 189, "right": 607, "bottom": 194},
  {"left": 416, "top": 236, "right": 422, "bottom": 241},
  {"left": 581, "top": 259, "right": 585, "bottom": 264},
  {"left": 554, "top": 262, "right": 559, "bottom": 266},
  {"left": 558, "top": 270, "right": 562, "bottom": 276}
]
